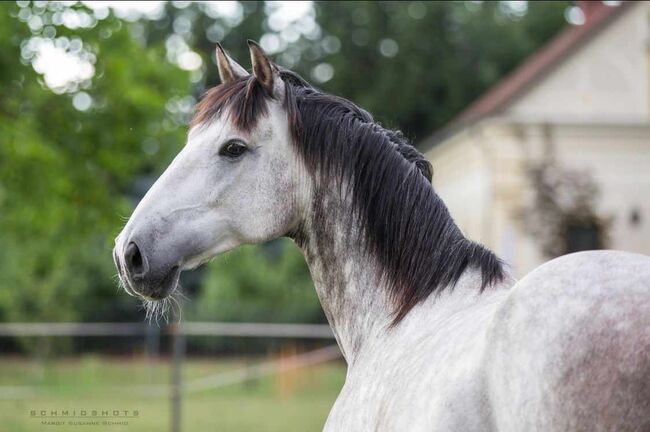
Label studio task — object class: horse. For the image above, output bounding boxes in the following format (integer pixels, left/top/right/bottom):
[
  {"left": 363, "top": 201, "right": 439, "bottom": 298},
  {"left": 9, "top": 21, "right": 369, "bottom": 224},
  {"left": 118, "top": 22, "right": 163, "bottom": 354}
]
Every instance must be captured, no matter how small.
[{"left": 113, "top": 41, "right": 650, "bottom": 431}]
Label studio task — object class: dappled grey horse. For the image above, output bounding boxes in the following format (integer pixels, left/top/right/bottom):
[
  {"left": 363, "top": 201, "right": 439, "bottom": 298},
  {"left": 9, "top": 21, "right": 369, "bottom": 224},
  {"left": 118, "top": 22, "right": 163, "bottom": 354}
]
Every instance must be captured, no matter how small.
[{"left": 113, "top": 42, "right": 650, "bottom": 431}]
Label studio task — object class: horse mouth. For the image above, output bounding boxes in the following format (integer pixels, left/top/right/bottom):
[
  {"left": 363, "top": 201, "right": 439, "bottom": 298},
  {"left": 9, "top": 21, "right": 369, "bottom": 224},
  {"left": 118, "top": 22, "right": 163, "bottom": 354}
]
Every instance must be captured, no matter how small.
[{"left": 141, "top": 265, "right": 181, "bottom": 301}]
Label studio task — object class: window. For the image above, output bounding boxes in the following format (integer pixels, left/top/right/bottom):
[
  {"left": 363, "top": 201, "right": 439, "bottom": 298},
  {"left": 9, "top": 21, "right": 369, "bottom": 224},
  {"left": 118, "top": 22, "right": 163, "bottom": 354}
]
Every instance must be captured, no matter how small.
[{"left": 564, "top": 220, "right": 602, "bottom": 254}]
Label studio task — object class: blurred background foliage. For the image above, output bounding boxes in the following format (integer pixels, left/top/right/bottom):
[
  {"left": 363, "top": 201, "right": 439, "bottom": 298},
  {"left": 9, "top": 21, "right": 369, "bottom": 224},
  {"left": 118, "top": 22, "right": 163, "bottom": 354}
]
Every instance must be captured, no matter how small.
[{"left": 0, "top": 1, "right": 571, "bottom": 345}]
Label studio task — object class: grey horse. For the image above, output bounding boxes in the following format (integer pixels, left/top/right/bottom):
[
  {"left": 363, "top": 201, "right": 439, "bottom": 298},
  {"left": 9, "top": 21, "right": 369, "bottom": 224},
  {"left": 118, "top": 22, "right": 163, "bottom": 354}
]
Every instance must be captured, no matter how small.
[{"left": 114, "top": 42, "right": 650, "bottom": 431}]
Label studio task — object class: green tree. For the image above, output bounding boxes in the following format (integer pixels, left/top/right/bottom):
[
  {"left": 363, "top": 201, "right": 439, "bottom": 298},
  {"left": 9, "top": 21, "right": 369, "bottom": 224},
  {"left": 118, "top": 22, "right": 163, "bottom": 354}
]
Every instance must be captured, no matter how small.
[
  {"left": 0, "top": 1, "right": 574, "bottom": 338},
  {"left": 190, "top": 240, "right": 324, "bottom": 323},
  {"left": 0, "top": 2, "right": 189, "bottom": 325},
  {"left": 308, "top": 1, "right": 568, "bottom": 138}
]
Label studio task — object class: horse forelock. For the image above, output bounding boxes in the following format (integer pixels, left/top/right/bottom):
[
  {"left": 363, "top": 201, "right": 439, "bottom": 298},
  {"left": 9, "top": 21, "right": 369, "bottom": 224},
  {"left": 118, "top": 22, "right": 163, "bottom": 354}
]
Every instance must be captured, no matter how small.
[
  {"left": 191, "top": 69, "right": 505, "bottom": 324},
  {"left": 191, "top": 76, "right": 270, "bottom": 131}
]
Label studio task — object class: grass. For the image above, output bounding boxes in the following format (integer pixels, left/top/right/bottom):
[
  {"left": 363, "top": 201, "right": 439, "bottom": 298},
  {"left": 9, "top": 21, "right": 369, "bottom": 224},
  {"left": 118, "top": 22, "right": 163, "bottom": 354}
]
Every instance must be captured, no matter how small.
[{"left": 0, "top": 354, "right": 346, "bottom": 432}]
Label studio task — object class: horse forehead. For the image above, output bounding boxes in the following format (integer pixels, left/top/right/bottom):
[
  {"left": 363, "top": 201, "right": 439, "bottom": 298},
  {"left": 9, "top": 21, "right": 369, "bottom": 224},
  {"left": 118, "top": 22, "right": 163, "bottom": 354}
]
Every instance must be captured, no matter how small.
[
  {"left": 254, "top": 121, "right": 274, "bottom": 141},
  {"left": 256, "top": 105, "right": 290, "bottom": 141},
  {"left": 187, "top": 116, "right": 237, "bottom": 146},
  {"left": 187, "top": 110, "right": 286, "bottom": 145},
  {"left": 187, "top": 121, "right": 220, "bottom": 142}
]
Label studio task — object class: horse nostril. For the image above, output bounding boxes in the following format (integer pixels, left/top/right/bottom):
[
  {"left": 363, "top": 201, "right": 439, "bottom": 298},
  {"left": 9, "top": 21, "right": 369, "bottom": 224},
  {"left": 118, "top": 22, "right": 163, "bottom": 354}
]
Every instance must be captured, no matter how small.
[{"left": 125, "top": 242, "right": 147, "bottom": 279}]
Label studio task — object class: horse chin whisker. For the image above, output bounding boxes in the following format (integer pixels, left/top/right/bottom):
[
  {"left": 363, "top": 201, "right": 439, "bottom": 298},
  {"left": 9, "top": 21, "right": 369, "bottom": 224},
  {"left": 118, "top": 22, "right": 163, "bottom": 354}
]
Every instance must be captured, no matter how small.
[
  {"left": 169, "top": 292, "right": 183, "bottom": 324},
  {"left": 142, "top": 285, "right": 184, "bottom": 326},
  {"left": 114, "top": 273, "right": 133, "bottom": 296},
  {"left": 114, "top": 272, "right": 139, "bottom": 298},
  {"left": 112, "top": 274, "right": 122, "bottom": 294}
]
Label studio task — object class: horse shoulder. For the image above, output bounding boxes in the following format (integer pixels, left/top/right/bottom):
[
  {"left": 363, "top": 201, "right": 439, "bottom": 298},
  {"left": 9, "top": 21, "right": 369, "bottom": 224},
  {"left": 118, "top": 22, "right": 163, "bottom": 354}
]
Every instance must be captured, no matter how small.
[
  {"left": 325, "top": 286, "right": 507, "bottom": 431},
  {"left": 485, "top": 250, "right": 650, "bottom": 431}
]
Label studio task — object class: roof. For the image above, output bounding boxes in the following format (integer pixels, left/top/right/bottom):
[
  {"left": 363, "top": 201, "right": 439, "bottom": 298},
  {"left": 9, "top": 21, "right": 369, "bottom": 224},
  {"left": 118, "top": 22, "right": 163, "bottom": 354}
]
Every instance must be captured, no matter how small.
[{"left": 422, "top": 1, "right": 634, "bottom": 149}]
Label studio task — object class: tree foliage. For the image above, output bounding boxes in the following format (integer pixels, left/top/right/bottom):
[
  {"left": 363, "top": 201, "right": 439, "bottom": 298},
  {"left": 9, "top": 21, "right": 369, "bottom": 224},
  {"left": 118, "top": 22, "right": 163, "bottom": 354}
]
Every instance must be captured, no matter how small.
[
  {"left": 191, "top": 240, "right": 324, "bottom": 323},
  {"left": 0, "top": 1, "right": 571, "bottom": 333},
  {"left": 0, "top": 3, "right": 189, "bottom": 324},
  {"left": 310, "top": 1, "right": 568, "bottom": 137}
]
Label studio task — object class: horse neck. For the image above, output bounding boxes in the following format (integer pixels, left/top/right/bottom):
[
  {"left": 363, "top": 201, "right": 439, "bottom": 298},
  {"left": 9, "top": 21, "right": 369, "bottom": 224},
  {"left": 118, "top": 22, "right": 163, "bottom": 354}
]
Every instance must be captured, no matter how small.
[
  {"left": 294, "top": 180, "right": 513, "bottom": 365},
  {"left": 295, "top": 184, "right": 394, "bottom": 363}
]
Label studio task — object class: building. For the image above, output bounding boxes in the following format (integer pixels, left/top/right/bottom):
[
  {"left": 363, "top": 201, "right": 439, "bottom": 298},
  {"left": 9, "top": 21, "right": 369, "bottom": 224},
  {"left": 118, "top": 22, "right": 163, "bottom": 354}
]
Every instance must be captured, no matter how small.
[{"left": 421, "top": 1, "right": 650, "bottom": 278}]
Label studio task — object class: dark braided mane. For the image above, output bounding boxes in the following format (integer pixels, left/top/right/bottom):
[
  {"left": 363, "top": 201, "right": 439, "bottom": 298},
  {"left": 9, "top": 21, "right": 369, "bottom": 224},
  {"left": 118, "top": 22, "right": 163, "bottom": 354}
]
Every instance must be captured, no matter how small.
[{"left": 192, "top": 69, "right": 505, "bottom": 324}]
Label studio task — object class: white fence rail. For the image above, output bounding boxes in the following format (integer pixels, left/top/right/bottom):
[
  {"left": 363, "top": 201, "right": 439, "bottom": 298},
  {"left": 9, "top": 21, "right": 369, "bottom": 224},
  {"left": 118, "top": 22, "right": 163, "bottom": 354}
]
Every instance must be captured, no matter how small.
[{"left": 0, "top": 322, "right": 334, "bottom": 338}]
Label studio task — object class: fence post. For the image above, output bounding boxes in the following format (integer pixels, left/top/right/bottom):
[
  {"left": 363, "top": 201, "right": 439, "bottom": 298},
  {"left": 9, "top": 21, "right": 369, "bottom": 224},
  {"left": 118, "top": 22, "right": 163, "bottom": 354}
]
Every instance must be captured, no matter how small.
[
  {"left": 170, "top": 322, "right": 185, "bottom": 432},
  {"left": 145, "top": 323, "right": 160, "bottom": 384}
]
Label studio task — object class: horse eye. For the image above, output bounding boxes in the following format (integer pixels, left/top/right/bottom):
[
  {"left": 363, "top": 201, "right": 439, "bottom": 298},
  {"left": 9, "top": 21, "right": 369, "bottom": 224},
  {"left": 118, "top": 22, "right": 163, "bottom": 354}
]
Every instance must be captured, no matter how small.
[{"left": 219, "top": 140, "right": 248, "bottom": 158}]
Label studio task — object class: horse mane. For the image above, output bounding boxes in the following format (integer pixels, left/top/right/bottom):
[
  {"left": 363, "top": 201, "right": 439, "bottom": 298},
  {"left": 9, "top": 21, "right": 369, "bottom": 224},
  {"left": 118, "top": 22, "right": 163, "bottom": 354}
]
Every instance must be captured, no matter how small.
[{"left": 192, "top": 70, "right": 505, "bottom": 324}]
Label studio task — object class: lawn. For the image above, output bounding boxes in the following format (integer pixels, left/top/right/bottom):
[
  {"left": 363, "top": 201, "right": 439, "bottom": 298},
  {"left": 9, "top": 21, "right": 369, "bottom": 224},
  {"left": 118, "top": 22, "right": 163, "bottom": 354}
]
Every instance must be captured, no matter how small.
[{"left": 0, "top": 355, "right": 346, "bottom": 432}]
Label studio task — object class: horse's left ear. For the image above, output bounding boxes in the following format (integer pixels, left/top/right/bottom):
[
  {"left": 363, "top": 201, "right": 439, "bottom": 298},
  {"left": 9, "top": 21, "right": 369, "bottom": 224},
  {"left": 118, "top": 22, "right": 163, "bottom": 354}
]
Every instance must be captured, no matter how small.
[
  {"left": 216, "top": 43, "right": 249, "bottom": 84},
  {"left": 248, "top": 40, "right": 284, "bottom": 99}
]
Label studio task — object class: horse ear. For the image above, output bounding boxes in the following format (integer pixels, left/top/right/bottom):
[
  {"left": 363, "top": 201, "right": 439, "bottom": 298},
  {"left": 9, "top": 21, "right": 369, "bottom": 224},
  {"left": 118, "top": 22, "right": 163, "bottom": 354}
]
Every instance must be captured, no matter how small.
[
  {"left": 215, "top": 43, "right": 248, "bottom": 84},
  {"left": 247, "top": 40, "right": 283, "bottom": 99}
]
